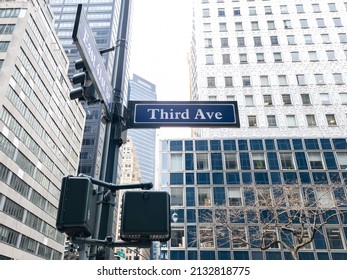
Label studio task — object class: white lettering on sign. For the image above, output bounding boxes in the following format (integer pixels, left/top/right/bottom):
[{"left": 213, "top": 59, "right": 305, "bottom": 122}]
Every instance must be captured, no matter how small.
[
  {"left": 194, "top": 109, "right": 223, "bottom": 120},
  {"left": 146, "top": 108, "right": 223, "bottom": 120}
]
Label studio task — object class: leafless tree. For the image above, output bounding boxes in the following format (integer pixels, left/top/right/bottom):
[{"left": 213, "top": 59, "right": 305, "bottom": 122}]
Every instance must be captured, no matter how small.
[{"left": 195, "top": 184, "right": 347, "bottom": 260}]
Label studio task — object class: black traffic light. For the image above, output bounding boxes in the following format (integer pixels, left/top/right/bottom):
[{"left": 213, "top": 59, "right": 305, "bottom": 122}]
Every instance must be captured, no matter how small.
[
  {"left": 69, "top": 59, "right": 98, "bottom": 103},
  {"left": 120, "top": 191, "right": 171, "bottom": 242},
  {"left": 56, "top": 176, "right": 97, "bottom": 237}
]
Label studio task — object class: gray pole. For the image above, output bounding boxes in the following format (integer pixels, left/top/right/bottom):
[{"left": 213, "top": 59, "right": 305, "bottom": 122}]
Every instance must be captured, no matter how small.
[{"left": 96, "top": 0, "right": 132, "bottom": 260}]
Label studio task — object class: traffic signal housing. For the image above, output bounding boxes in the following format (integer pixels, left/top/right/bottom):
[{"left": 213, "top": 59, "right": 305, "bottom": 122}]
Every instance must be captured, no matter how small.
[
  {"left": 69, "top": 59, "right": 98, "bottom": 103},
  {"left": 120, "top": 191, "right": 171, "bottom": 242},
  {"left": 56, "top": 176, "right": 97, "bottom": 237}
]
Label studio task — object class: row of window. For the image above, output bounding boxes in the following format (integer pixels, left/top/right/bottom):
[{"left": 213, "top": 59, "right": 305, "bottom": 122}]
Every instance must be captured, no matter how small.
[
  {"left": 205, "top": 48, "right": 347, "bottom": 65},
  {"left": 165, "top": 151, "right": 347, "bottom": 172},
  {"left": 202, "top": 3, "right": 347, "bottom": 17},
  {"left": 165, "top": 139, "right": 347, "bottom": 152},
  {"left": 206, "top": 73, "right": 345, "bottom": 88}
]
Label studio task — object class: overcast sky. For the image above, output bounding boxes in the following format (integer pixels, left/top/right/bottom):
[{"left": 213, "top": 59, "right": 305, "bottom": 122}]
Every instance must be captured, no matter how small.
[{"left": 129, "top": 0, "right": 194, "bottom": 138}]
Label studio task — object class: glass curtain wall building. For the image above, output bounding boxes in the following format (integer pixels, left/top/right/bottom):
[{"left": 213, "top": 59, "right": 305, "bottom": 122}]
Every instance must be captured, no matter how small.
[
  {"left": 128, "top": 74, "right": 157, "bottom": 183},
  {"left": 0, "top": 0, "right": 85, "bottom": 259},
  {"left": 159, "top": 0, "right": 347, "bottom": 260}
]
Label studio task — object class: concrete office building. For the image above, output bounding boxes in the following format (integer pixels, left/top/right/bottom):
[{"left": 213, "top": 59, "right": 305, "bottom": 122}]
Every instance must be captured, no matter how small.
[
  {"left": 0, "top": 0, "right": 85, "bottom": 260},
  {"left": 159, "top": 0, "right": 347, "bottom": 260}
]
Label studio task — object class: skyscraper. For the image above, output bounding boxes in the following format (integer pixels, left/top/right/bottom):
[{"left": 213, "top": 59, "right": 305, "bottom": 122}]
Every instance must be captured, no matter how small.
[
  {"left": 128, "top": 74, "right": 157, "bottom": 183},
  {"left": 159, "top": 0, "right": 347, "bottom": 260},
  {"left": 0, "top": 1, "right": 85, "bottom": 260}
]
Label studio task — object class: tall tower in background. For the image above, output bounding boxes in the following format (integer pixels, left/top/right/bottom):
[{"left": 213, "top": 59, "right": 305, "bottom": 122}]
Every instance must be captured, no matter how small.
[
  {"left": 0, "top": 0, "right": 85, "bottom": 260},
  {"left": 50, "top": 0, "right": 122, "bottom": 179},
  {"left": 128, "top": 74, "right": 157, "bottom": 183}
]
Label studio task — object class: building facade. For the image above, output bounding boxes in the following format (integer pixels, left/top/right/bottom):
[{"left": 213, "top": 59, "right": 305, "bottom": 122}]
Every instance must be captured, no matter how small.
[
  {"left": 128, "top": 74, "right": 157, "bottom": 183},
  {"left": 0, "top": 0, "right": 85, "bottom": 259},
  {"left": 158, "top": 0, "right": 347, "bottom": 260}
]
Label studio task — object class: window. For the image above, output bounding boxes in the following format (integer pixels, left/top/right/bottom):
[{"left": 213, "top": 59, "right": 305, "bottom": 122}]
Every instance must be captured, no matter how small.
[
  {"left": 242, "top": 76, "right": 251, "bottom": 86},
  {"left": 333, "top": 73, "right": 344, "bottom": 84},
  {"left": 296, "top": 74, "right": 306, "bottom": 85},
  {"left": 267, "top": 21, "right": 275, "bottom": 30},
  {"left": 219, "top": 22, "right": 227, "bottom": 32},
  {"left": 205, "top": 38, "right": 212, "bottom": 48},
  {"left": 326, "top": 114, "right": 337, "bottom": 126},
  {"left": 270, "top": 36, "right": 279, "bottom": 45},
  {"left": 252, "top": 153, "right": 266, "bottom": 169},
  {"left": 233, "top": 7, "right": 241, "bottom": 16},
  {"left": 320, "top": 93, "right": 330, "bottom": 104},
  {"left": 282, "top": 94, "right": 292, "bottom": 105},
  {"left": 267, "top": 115, "right": 277, "bottom": 127},
  {"left": 283, "top": 20, "right": 292, "bottom": 29},
  {"left": 304, "top": 34, "right": 313, "bottom": 44},
  {"left": 315, "top": 74, "right": 325, "bottom": 85},
  {"left": 301, "top": 94, "right": 311, "bottom": 105},
  {"left": 286, "top": 115, "right": 297, "bottom": 127},
  {"left": 300, "top": 19, "right": 308, "bottom": 28},
  {"left": 200, "top": 228, "right": 214, "bottom": 247},
  {"left": 237, "top": 37, "right": 245, "bottom": 47},
  {"left": 245, "top": 95, "right": 254, "bottom": 106},
  {"left": 248, "top": 115, "right": 257, "bottom": 127},
  {"left": 206, "top": 54, "right": 214, "bottom": 65},
  {"left": 287, "top": 35, "right": 296, "bottom": 45},
  {"left": 308, "top": 152, "right": 324, "bottom": 169},
  {"left": 280, "top": 5, "right": 288, "bottom": 14},
  {"left": 218, "top": 8, "right": 225, "bottom": 17},
  {"left": 296, "top": 4, "right": 304, "bottom": 13},
  {"left": 225, "top": 153, "right": 238, "bottom": 169},
  {"left": 203, "top": 23, "right": 211, "bottom": 32},
  {"left": 239, "top": 53, "right": 247, "bottom": 63},
  {"left": 280, "top": 153, "right": 295, "bottom": 169},
  {"left": 339, "top": 93, "right": 347, "bottom": 104},
  {"left": 198, "top": 188, "right": 211, "bottom": 206},
  {"left": 336, "top": 152, "right": 347, "bottom": 169},
  {"left": 171, "top": 188, "right": 183, "bottom": 206},
  {"left": 256, "top": 53, "right": 265, "bottom": 62},
  {"left": 196, "top": 153, "right": 209, "bottom": 170},
  {"left": 254, "top": 36, "right": 262, "bottom": 46},
  {"left": 202, "top": 9, "right": 210, "bottom": 17},
  {"left": 257, "top": 188, "right": 271, "bottom": 206},
  {"left": 321, "top": 34, "right": 331, "bottom": 43},
  {"left": 326, "top": 50, "right": 336, "bottom": 60},
  {"left": 251, "top": 21, "right": 259, "bottom": 30},
  {"left": 306, "top": 115, "right": 317, "bottom": 126},
  {"left": 221, "top": 38, "right": 229, "bottom": 47},
  {"left": 207, "top": 77, "right": 215, "bottom": 87},
  {"left": 291, "top": 51, "right": 300, "bottom": 62},
  {"left": 316, "top": 188, "right": 334, "bottom": 208},
  {"left": 264, "top": 6, "right": 272, "bottom": 14},
  {"left": 274, "top": 52, "right": 282, "bottom": 62},
  {"left": 287, "top": 187, "right": 302, "bottom": 207},
  {"left": 249, "top": 6, "right": 256, "bottom": 15},
  {"left": 0, "top": 41, "right": 10, "bottom": 52},
  {"left": 326, "top": 228, "right": 344, "bottom": 249},
  {"left": 225, "top": 76, "right": 233, "bottom": 87},
  {"left": 278, "top": 75, "right": 288, "bottom": 85},
  {"left": 333, "top": 18, "right": 343, "bottom": 27},
  {"left": 228, "top": 188, "right": 242, "bottom": 206},
  {"left": 328, "top": 3, "right": 337, "bottom": 12},
  {"left": 316, "top": 18, "right": 325, "bottom": 28},
  {"left": 171, "top": 154, "right": 183, "bottom": 170},
  {"left": 260, "top": 75, "right": 270, "bottom": 87},
  {"left": 171, "top": 228, "right": 185, "bottom": 247},
  {"left": 222, "top": 54, "right": 231, "bottom": 64},
  {"left": 0, "top": 24, "right": 15, "bottom": 34},
  {"left": 263, "top": 95, "right": 273, "bottom": 106},
  {"left": 339, "top": 33, "right": 347, "bottom": 43},
  {"left": 235, "top": 22, "right": 243, "bottom": 31},
  {"left": 309, "top": 51, "right": 318, "bottom": 61},
  {"left": 312, "top": 4, "right": 320, "bottom": 13}
]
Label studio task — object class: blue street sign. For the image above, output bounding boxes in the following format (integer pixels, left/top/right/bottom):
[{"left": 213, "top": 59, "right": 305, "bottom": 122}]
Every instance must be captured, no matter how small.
[
  {"left": 72, "top": 4, "right": 112, "bottom": 117},
  {"left": 127, "top": 101, "right": 240, "bottom": 128}
]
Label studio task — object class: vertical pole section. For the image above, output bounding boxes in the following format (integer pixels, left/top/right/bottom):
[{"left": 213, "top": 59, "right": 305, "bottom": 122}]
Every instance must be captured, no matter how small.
[{"left": 95, "top": 0, "right": 132, "bottom": 260}]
